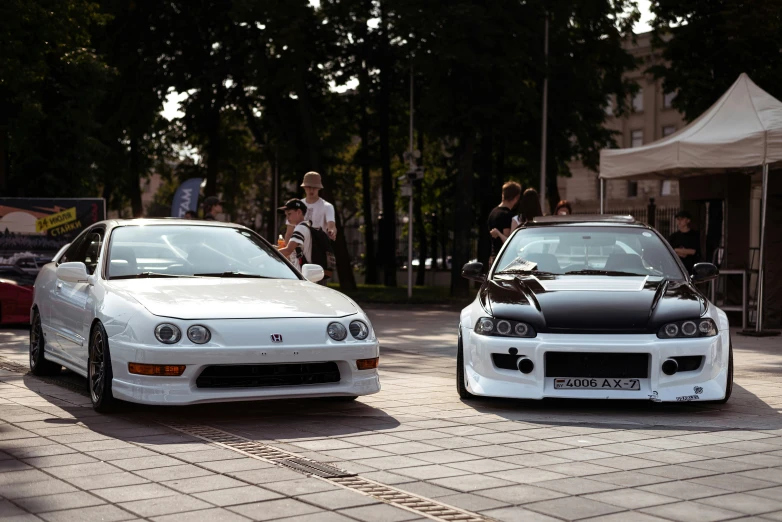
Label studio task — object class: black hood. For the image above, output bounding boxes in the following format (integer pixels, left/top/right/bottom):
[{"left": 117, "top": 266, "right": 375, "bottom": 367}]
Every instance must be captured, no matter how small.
[{"left": 480, "top": 274, "right": 706, "bottom": 334}]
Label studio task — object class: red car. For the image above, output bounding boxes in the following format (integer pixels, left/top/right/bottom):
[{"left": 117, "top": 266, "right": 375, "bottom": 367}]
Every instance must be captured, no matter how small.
[{"left": 0, "top": 265, "right": 35, "bottom": 324}]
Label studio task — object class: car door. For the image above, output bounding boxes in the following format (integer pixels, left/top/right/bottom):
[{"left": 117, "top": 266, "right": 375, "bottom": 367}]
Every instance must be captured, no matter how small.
[{"left": 51, "top": 227, "right": 104, "bottom": 370}]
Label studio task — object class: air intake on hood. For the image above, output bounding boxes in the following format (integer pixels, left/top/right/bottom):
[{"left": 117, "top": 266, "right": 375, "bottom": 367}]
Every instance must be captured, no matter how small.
[{"left": 534, "top": 276, "right": 647, "bottom": 292}]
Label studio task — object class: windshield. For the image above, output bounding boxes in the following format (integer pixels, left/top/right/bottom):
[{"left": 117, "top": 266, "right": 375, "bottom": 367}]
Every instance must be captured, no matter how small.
[
  {"left": 494, "top": 226, "right": 684, "bottom": 280},
  {"left": 106, "top": 225, "right": 299, "bottom": 280}
]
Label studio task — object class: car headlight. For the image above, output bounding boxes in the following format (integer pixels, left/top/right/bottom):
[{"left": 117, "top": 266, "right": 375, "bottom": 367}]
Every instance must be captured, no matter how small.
[
  {"left": 155, "top": 323, "right": 181, "bottom": 344},
  {"left": 474, "top": 317, "right": 536, "bottom": 338},
  {"left": 658, "top": 318, "right": 717, "bottom": 339},
  {"left": 327, "top": 322, "right": 348, "bottom": 341},
  {"left": 349, "top": 320, "right": 369, "bottom": 340},
  {"left": 187, "top": 325, "right": 211, "bottom": 344}
]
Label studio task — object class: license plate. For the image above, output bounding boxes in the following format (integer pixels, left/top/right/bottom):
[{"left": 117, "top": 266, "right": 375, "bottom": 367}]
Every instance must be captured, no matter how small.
[{"left": 553, "top": 378, "right": 640, "bottom": 390}]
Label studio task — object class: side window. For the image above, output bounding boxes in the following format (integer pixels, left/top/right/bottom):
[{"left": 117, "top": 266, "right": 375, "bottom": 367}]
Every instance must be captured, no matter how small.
[
  {"left": 58, "top": 236, "right": 86, "bottom": 265},
  {"left": 81, "top": 231, "right": 105, "bottom": 275}
]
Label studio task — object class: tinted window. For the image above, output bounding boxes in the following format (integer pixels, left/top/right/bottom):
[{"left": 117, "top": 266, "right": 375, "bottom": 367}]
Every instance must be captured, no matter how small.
[
  {"left": 58, "top": 228, "right": 105, "bottom": 275},
  {"left": 107, "top": 225, "right": 298, "bottom": 280},
  {"left": 496, "top": 226, "right": 684, "bottom": 280}
]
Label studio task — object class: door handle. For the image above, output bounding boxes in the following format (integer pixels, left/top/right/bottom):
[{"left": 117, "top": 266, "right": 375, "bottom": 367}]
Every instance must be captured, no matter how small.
[{"left": 56, "top": 282, "right": 63, "bottom": 291}]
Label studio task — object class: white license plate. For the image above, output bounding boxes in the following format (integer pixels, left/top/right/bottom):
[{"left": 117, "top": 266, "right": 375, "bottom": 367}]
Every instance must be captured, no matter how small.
[{"left": 553, "top": 378, "right": 640, "bottom": 390}]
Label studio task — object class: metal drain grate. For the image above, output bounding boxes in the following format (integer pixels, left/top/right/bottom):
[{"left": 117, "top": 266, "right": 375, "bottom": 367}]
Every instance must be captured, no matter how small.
[{"left": 160, "top": 420, "right": 490, "bottom": 522}]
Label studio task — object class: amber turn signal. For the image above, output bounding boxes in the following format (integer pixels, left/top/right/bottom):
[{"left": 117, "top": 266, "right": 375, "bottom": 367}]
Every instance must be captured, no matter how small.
[
  {"left": 128, "top": 363, "right": 186, "bottom": 376},
  {"left": 356, "top": 357, "right": 379, "bottom": 370}
]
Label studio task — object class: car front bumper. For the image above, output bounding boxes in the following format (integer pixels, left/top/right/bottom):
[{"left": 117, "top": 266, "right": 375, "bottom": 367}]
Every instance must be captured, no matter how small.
[
  {"left": 461, "top": 327, "right": 730, "bottom": 403},
  {"left": 106, "top": 339, "right": 380, "bottom": 405}
]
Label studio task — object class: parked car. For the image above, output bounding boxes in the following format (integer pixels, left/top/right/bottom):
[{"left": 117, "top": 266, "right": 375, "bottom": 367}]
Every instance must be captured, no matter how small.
[
  {"left": 30, "top": 219, "right": 381, "bottom": 412},
  {"left": 457, "top": 215, "right": 731, "bottom": 404},
  {"left": 0, "top": 265, "right": 35, "bottom": 324}
]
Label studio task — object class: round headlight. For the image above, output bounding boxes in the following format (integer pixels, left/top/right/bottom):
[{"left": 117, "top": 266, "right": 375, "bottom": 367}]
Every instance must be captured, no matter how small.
[
  {"left": 327, "top": 322, "right": 348, "bottom": 341},
  {"left": 349, "top": 320, "right": 369, "bottom": 340},
  {"left": 187, "top": 325, "right": 211, "bottom": 344},
  {"left": 478, "top": 318, "right": 494, "bottom": 333},
  {"left": 699, "top": 319, "right": 715, "bottom": 334},
  {"left": 663, "top": 323, "right": 679, "bottom": 338},
  {"left": 515, "top": 323, "right": 529, "bottom": 336},
  {"left": 155, "top": 323, "right": 181, "bottom": 344},
  {"left": 681, "top": 321, "right": 697, "bottom": 336},
  {"left": 496, "top": 320, "right": 511, "bottom": 335}
]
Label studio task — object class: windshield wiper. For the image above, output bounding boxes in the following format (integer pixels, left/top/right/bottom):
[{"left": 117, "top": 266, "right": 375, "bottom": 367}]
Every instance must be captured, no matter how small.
[
  {"left": 110, "top": 272, "right": 193, "bottom": 280},
  {"left": 565, "top": 269, "right": 645, "bottom": 277},
  {"left": 193, "top": 271, "right": 270, "bottom": 278},
  {"left": 495, "top": 269, "right": 555, "bottom": 276}
]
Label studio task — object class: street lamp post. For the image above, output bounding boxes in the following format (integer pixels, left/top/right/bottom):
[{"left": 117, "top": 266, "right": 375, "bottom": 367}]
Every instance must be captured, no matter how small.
[{"left": 407, "top": 67, "right": 415, "bottom": 299}]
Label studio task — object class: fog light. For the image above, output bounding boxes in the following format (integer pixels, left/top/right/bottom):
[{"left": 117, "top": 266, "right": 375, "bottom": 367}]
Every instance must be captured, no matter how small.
[
  {"left": 128, "top": 363, "right": 186, "bottom": 376},
  {"left": 356, "top": 357, "right": 379, "bottom": 370},
  {"left": 517, "top": 357, "right": 534, "bottom": 374},
  {"left": 661, "top": 359, "right": 678, "bottom": 376}
]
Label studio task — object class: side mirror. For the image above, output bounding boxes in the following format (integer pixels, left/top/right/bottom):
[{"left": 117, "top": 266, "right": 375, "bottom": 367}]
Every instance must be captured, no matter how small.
[
  {"left": 461, "top": 262, "right": 485, "bottom": 282},
  {"left": 302, "top": 264, "right": 324, "bottom": 283},
  {"left": 56, "top": 262, "right": 89, "bottom": 283},
  {"left": 691, "top": 262, "right": 719, "bottom": 283}
]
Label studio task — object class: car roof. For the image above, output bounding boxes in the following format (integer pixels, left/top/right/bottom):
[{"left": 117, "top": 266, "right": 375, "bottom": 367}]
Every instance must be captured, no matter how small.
[
  {"left": 525, "top": 215, "right": 651, "bottom": 228},
  {"left": 97, "top": 218, "right": 245, "bottom": 229}
]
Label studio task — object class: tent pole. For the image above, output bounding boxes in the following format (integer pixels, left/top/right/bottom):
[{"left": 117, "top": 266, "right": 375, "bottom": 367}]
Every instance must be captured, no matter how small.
[
  {"left": 756, "top": 163, "right": 768, "bottom": 332},
  {"left": 599, "top": 178, "right": 605, "bottom": 214}
]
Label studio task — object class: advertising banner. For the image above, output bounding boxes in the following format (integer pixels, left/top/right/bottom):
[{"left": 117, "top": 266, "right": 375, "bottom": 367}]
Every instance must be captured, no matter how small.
[
  {"left": 171, "top": 178, "right": 203, "bottom": 217},
  {"left": 0, "top": 198, "right": 106, "bottom": 267}
]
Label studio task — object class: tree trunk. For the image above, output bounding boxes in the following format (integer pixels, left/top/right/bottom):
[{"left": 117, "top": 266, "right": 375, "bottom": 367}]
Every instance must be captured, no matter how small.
[
  {"left": 451, "top": 133, "right": 476, "bottom": 297},
  {"left": 378, "top": 3, "right": 397, "bottom": 287},
  {"left": 129, "top": 136, "right": 143, "bottom": 217},
  {"left": 415, "top": 130, "right": 427, "bottom": 286},
  {"left": 358, "top": 8, "right": 378, "bottom": 285},
  {"left": 546, "top": 161, "right": 560, "bottom": 215}
]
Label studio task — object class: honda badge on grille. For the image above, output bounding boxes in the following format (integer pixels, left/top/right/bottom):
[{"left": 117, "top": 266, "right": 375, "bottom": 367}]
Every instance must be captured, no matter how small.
[{"left": 270, "top": 334, "right": 283, "bottom": 343}]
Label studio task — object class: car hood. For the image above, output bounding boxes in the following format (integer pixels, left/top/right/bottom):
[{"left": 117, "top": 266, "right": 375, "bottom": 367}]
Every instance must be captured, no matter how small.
[
  {"left": 107, "top": 278, "right": 358, "bottom": 319},
  {"left": 482, "top": 274, "right": 705, "bottom": 333}
]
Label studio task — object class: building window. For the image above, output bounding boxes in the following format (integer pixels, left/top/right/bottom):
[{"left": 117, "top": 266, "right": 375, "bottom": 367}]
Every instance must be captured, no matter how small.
[
  {"left": 632, "top": 88, "right": 644, "bottom": 112},
  {"left": 662, "top": 125, "right": 676, "bottom": 137},
  {"left": 628, "top": 181, "right": 638, "bottom": 198},
  {"left": 664, "top": 91, "right": 676, "bottom": 109},
  {"left": 661, "top": 180, "right": 673, "bottom": 196},
  {"left": 631, "top": 130, "right": 643, "bottom": 148}
]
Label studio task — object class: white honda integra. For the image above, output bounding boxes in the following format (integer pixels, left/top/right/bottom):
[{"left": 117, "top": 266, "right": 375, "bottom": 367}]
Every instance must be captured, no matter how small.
[
  {"left": 30, "top": 220, "right": 380, "bottom": 412},
  {"left": 457, "top": 216, "right": 732, "bottom": 404}
]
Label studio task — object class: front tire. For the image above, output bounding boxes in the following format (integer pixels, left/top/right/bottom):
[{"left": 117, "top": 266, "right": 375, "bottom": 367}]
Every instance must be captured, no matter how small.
[
  {"left": 89, "top": 322, "right": 119, "bottom": 413},
  {"left": 456, "top": 329, "right": 474, "bottom": 400},
  {"left": 713, "top": 341, "right": 733, "bottom": 404},
  {"left": 29, "top": 309, "right": 61, "bottom": 376}
]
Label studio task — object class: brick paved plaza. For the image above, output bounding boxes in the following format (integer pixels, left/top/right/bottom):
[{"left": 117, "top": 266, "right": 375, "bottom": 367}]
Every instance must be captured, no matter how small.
[{"left": 1, "top": 307, "right": 781, "bottom": 522}]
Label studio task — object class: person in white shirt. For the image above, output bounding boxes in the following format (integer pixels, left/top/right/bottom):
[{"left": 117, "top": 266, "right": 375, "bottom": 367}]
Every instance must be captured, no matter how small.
[
  {"left": 284, "top": 171, "right": 337, "bottom": 242},
  {"left": 277, "top": 199, "right": 312, "bottom": 268}
]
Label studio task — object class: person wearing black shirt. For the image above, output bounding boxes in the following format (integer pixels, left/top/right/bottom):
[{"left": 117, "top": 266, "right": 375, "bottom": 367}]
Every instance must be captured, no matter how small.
[
  {"left": 488, "top": 181, "right": 522, "bottom": 261},
  {"left": 669, "top": 210, "right": 701, "bottom": 274}
]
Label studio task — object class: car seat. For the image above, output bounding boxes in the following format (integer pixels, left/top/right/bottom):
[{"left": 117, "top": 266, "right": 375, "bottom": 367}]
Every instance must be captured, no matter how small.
[{"left": 604, "top": 252, "right": 646, "bottom": 273}]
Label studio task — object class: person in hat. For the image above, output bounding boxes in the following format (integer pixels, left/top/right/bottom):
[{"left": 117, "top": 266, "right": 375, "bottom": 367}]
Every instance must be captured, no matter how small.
[
  {"left": 669, "top": 210, "right": 701, "bottom": 273},
  {"left": 284, "top": 171, "right": 336, "bottom": 242},
  {"left": 203, "top": 196, "right": 224, "bottom": 221},
  {"left": 277, "top": 199, "right": 312, "bottom": 268}
]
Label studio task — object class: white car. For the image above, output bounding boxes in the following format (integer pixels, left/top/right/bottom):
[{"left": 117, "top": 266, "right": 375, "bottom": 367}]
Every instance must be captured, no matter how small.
[
  {"left": 30, "top": 219, "right": 380, "bottom": 412},
  {"left": 457, "top": 215, "right": 732, "bottom": 404}
]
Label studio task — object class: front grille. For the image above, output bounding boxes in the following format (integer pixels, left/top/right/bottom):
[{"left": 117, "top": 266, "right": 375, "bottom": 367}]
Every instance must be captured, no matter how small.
[
  {"left": 545, "top": 352, "right": 649, "bottom": 378},
  {"left": 196, "top": 362, "right": 340, "bottom": 388}
]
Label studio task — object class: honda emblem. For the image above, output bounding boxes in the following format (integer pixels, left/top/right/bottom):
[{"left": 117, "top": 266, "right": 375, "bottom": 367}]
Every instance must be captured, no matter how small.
[{"left": 270, "top": 334, "right": 283, "bottom": 343}]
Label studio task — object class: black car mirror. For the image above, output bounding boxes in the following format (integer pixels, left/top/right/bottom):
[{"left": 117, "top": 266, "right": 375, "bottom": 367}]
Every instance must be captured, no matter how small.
[
  {"left": 691, "top": 262, "right": 719, "bottom": 283},
  {"left": 461, "top": 262, "right": 485, "bottom": 282}
]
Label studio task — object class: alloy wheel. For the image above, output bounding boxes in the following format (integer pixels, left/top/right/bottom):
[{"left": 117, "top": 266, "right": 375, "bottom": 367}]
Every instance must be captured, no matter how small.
[
  {"left": 90, "top": 328, "right": 106, "bottom": 404},
  {"left": 29, "top": 314, "right": 42, "bottom": 368}
]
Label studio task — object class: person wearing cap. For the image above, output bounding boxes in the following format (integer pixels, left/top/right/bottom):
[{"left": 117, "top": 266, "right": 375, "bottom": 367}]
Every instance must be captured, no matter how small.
[
  {"left": 284, "top": 172, "right": 336, "bottom": 242},
  {"left": 278, "top": 199, "right": 312, "bottom": 268},
  {"left": 203, "top": 196, "right": 224, "bottom": 221},
  {"left": 669, "top": 210, "right": 701, "bottom": 273}
]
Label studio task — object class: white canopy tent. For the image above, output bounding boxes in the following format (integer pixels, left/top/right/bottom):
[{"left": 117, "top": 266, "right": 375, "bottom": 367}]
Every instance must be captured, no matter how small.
[{"left": 599, "top": 73, "right": 782, "bottom": 332}]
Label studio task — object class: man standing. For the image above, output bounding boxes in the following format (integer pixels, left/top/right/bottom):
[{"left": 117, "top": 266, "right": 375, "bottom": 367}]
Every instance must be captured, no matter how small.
[
  {"left": 284, "top": 172, "right": 337, "bottom": 241},
  {"left": 669, "top": 210, "right": 701, "bottom": 273},
  {"left": 278, "top": 199, "right": 312, "bottom": 268},
  {"left": 488, "top": 182, "right": 522, "bottom": 261},
  {"left": 203, "top": 196, "right": 224, "bottom": 221}
]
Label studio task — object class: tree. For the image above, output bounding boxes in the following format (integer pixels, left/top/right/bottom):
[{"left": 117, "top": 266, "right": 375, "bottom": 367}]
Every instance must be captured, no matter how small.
[{"left": 649, "top": 0, "right": 782, "bottom": 120}]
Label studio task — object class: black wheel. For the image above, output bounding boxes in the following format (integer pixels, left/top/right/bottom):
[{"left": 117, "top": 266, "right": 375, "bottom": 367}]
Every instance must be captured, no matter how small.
[
  {"left": 29, "top": 309, "right": 61, "bottom": 376},
  {"left": 456, "top": 329, "right": 474, "bottom": 400},
  {"left": 713, "top": 340, "right": 733, "bottom": 404},
  {"left": 89, "top": 322, "right": 118, "bottom": 413}
]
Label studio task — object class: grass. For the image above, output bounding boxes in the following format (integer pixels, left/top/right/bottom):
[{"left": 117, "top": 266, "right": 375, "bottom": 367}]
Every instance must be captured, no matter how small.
[{"left": 327, "top": 283, "right": 474, "bottom": 307}]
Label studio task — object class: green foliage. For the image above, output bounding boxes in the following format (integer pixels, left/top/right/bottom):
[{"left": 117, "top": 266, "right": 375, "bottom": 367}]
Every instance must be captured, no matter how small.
[{"left": 649, "top": 0, "right": 782, "bottom": 121}]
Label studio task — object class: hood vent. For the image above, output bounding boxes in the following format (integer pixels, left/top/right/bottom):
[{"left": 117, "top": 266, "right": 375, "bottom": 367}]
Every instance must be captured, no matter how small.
[{"left": 533, "top": 276, "right": 647, "bottom": 292}]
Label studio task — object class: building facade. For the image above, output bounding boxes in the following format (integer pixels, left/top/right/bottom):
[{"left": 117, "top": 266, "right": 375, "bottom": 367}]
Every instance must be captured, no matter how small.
[{"left": 561, "top": 32, "right": 685, "bottom": 212}]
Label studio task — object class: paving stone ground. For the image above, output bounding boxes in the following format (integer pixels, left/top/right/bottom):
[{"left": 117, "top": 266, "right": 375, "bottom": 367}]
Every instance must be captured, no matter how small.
[{"left": 0, "top": 307, "right": 781, "bottom": 522}]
